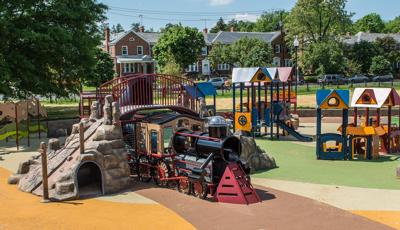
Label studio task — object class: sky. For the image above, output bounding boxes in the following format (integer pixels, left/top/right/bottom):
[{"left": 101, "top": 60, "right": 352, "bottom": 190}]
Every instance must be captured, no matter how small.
[{"left": 99, "top": 0, "right": 400, "bottom": 31}]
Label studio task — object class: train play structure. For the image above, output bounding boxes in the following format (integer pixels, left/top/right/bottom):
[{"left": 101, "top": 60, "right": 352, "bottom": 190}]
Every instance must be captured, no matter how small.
[
  {"left": 231, "top": 67, "right": 312, "bottom": 142},
  {"left": 0, "top": 98, "right": 48, "bottom": 150},
  {"left": 10, "top": 73, "right": 270, "bottom": 205},
  {"left": 316, "top": 88, "right": 400, "bottom": 160}
]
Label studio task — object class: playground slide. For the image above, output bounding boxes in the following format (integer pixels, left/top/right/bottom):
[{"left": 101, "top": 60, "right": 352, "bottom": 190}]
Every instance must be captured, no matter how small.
[{"left": 276, "top": 119, "right": 313, "bottom": 142}]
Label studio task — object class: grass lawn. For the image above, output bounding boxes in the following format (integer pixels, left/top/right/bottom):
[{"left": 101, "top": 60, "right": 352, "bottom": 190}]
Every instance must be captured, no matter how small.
[{"left": 253, "top": 139, "right": 400, "bottom": 190}]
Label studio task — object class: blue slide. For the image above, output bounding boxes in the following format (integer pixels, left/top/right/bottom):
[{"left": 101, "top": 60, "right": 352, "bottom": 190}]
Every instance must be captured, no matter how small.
[{"left": 276, "top": 119, "right": 313, "bottom": 142}]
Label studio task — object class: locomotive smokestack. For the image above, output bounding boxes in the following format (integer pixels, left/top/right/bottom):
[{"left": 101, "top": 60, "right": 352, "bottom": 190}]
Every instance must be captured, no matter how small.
[{"left": 208, "top": 116, "right": 228, "bottom": 138}]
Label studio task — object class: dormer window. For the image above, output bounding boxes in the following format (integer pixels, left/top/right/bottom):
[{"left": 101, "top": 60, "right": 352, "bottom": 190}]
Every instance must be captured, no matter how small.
[
  {"left": 137, "top": 46, "right": 143, "bottom": 55},
  {"left": 122, "top": 46, "right": 128, "bottom": 55}
]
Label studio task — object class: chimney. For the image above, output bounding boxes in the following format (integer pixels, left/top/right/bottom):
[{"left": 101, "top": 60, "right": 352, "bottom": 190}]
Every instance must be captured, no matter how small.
[
  {"left": 203, "top": 28, "right": 208, "bottom": 34},
  {"left": 105, "top": 24, "right": 110, "bottom": 53},
  {"left": 230, "top": 26, "right": 234, "bottom": 32},
  {"left": 139, "top": 26, "right": 144, "bottom": 33}
]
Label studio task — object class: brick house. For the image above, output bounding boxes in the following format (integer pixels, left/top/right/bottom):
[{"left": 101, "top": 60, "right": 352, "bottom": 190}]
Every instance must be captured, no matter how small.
[
  {"left": 104, "top": 26, "right": 161, "bottom": 76},
  {"left": 103, "top": 27, "right": 291, "bottom": 77}
]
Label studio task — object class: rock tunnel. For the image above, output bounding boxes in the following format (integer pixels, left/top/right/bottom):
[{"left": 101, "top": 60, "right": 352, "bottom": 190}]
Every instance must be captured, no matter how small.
[{"left": 76, "top": 162, "right": 103, "bottom": 198}]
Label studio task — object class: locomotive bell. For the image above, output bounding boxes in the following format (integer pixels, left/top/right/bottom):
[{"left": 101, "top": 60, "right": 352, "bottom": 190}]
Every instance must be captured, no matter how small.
[{"left": 208, "top": 116, "right": 228, "bottom": 138}]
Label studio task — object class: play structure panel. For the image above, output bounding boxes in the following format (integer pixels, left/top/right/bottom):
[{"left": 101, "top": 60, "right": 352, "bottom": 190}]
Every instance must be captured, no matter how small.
[{"left": 235, "top": 112, "right": 252, "bottom": 132}]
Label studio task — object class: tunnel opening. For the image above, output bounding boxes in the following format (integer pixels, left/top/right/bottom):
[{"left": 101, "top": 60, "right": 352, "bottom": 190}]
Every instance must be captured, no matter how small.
[{"left": 76, "top": 162, "right": 103, "bottom": 198}]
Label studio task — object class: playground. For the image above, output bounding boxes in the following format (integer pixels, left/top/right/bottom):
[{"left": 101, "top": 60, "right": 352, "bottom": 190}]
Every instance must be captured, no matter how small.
[{"left": 1, "top": 70, "right": 400, "bottom": 229}]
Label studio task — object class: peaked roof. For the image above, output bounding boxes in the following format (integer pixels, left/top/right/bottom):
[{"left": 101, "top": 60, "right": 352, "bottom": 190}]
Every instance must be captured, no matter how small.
[
  {"left": 350, "top": 88, "right": 400, "bottom": 108},
  {"left": 277, "top": 67, "right": 294, "bottom": 82},
  {"left": 342, "top": 32, "right": 400, "bottom": 45},
  {"left": 109, "top": 30, "right": 161, "bottom": 45},
  {"left": 232, "top": 67, "right": 273, "bottom": 83},
  {"left": 316, "top": 89, "right": 350, "bottom": 109}
]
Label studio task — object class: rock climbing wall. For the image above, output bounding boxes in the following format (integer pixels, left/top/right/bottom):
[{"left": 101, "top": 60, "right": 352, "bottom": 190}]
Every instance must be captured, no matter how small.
[
  {"left": 234, "top": 131, "right": 277, "bottom": 173},
  {"left": 9, "top": 96, "right": 131, "bottom": 201}
]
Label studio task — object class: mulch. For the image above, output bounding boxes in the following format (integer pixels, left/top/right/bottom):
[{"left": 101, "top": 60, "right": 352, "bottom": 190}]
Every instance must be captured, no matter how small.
[{"left": 132, "top": 183, "right": 393, "bottom": 230}]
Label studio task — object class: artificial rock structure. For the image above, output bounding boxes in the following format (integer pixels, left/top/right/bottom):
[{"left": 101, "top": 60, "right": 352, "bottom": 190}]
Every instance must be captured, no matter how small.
[
  {"left": 9, "top": 96, "right": 131, "bottom": 200},
  {"left": 234, "top": 131, "right": 277, "bottom": 172}
]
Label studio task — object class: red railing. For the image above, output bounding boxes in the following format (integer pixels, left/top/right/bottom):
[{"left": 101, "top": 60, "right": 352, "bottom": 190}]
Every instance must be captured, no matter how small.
[{"left": 111, "top": 74, "right": 198, "bottom": 115}]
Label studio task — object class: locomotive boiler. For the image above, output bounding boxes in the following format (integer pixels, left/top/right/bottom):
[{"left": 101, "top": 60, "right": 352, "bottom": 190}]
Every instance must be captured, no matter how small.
[{"left": 172, "top": 116, "right": 250, "bottom": 199}]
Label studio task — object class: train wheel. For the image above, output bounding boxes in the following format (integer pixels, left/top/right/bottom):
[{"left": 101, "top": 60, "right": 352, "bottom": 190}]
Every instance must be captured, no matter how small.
[
  {"left": 154, "top": 160, "right": 169, "bottom": 187},
  {"left": 193, "top": 182, "right": 208, "bottom": 199},
  {"left": 138, "top": 156, "right": 152, "bottom": 183},
  {"left": 178, "top": 178, "right": 190, "bottom": 194}
]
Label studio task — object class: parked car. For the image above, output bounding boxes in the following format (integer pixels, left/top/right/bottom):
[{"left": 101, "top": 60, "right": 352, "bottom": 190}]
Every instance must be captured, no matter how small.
[
  {"left": 372, "top": 74, "right": 394, "bottom": 82},
  {"left": 348, "top": 75, "right": 369, "bottom": 83},
  {"left": 208, "top": 77, "right": 225, "bottom": 88},
  {"left": 318, "top": 74, "right": 348, "bottom": 85}
]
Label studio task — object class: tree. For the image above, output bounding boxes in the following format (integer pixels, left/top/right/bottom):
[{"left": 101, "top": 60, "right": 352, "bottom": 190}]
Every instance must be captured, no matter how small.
[
  {"left": 354, "top": 13, "right": 385, "bottom": 33},
  {"left": 84, "top": 49, "right": 115, "bottom": 87},
  {"left": 153, "top": 25, "right": 205, "bottom": 72},
  {"left": 375, "top": 36, "right": 400, "bottom": 74},
  {"left": 254, "top": 10, "right": 288, "bottom": 32},
  {"left": 209, "top": 37, "right": 272, "bottom": 68},
  {"left": 0, "top": 0, "right": 107, "bottom": 98},
  {"left": 236, "top": 21, "right": 255, "bottom": 32},
  {"left": 385, "top": 16, "right": 400, "bottom": 33},
  {"left": 210, "top": 17, "right": 227, "bottom": 33},
  {"left": 160, "top": 23, "right": 176, "bottom": 33},
  {"left": 370, "top": 56, "right": 391, "bottom": 75},
  {"left": 287, "top": 0, "right": 353, "bottom": 42},
  {"left": 112, "top": 23, "right": 124, "bottom": 33},
  {"left": 344, "top": 59, "right": 362, "bottom": 77},
  {"left": 302, "top": 40, "right": 345, "bottom": 75},
  {"left": 131, "top": 23, "right": 140, "bottom": 32},
  {"left": 344, "top": 40, "right": 380, "bottom": 74},
  {"left": 227, "top": 19, "right": 238, "bottom": 31}
]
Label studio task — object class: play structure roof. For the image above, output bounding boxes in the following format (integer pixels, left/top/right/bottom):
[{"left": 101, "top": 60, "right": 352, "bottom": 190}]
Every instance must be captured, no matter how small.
[
  {"left": 350, "top": 88, "right": 400, "bottom": 108},
  {"left": 277, "top": 67, "right": 294, "bottom": 82},
  {"left": 232, "top": 67, "right": 294, "bottom": 83},
  {"left": 316, "top": 89, "right": 350, "bottom": 109},
  {"left": 184, "top": 82, "right": 216, "bottom": 99}
]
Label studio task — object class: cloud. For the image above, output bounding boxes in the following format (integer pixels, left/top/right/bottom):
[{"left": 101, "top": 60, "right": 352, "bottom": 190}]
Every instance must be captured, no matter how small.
[
  {"left": 209, "top": 0, "right": 234, "bottom": 6},
  {"left": 230, "top": 13, "right": 259, "bottom": 22}
]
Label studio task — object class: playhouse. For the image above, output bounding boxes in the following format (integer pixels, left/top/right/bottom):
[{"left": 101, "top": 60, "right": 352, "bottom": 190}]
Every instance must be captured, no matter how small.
[
  {"left": 316, "top": 89, "right": 350, "bottom": 160},
  {"left": 348, "top": 88, "right": 400, "bottom": 159},
  {"left": 231, "top": 67, "right": 311, "bottom": 142}
]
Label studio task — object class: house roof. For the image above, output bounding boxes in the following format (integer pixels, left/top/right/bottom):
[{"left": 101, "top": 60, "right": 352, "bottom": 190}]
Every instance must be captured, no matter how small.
[
  {"left": 350, "top": 88, "right": 400, "bottom": 108},
  {"left": 342, "top": 32, "right": 400, "bottom": 45},
  {"left": 106, "top": 30, "right": 281, "bottom": 47},
  {"left": 211, "top": 31, "right": 280, "bottom": 44}
]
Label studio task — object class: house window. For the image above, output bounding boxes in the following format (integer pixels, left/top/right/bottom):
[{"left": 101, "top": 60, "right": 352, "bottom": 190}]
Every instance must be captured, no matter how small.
[
  {"left": 217, "top": 63, "right": 230, "bottom": 70},
  {"left": 122, "top": 46, "right": 128, "bottom": 55},
  {"left": 274, "top": 44, "right": 281, "bottom": 54},
  {"left": 137, "top": 46, "right": 143, "bottom": 55},
  {"left": 186, "top": 63, "right": 198, "bottom": 72},
  {"left": 123, "top": 63, "right": 135, "bottom": 73},
  {"left": 273, "top": 57, "right": 280, "bottom": 67},
  {"left": 202, "top": 47, "right": 208, "bottom": 56},
  {"left": 284, "top": 59, "right": 293, "bottom": 67}
]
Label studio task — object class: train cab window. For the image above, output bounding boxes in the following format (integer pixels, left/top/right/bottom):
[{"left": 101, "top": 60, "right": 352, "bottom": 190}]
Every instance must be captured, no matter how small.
[
  {"left": 150, "top": 131, "right": 158, "bottom": 154},
  {"left": 192, "top": 124, "right": 201, "bottom": 131},
  {"left": 177, "top": 119, "right": 189, "bottom": 128},
  {"left": 138, "top": 127, "right": 146, "bottom": 152},
  {"left": 163, "top": 127, "right": 173, "bottom": 148}
]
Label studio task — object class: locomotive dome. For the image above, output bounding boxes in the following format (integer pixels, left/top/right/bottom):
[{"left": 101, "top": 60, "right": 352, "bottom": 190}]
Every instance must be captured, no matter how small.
[{"left": 208, "top": 116, "right": 228, "bottom": 127}]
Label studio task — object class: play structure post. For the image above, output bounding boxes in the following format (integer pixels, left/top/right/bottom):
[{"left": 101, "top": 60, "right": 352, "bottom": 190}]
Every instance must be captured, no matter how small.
[
  {"left": 37, "top": 99, "right": 41, "bottom": 139},
  {"left": 376, "top": 108, "right": 381, "bottom": 126},
  {"left": 343, "top": 108, "right": 348, "bottom": 159},
  {"left": 79, "top": 122, "right": 84, "bottom": 154},
  {"left": 40, "top": 142, "right": 49, "bottom": 202},
  {"left": 270, "top": 83, "right": 273, "bottom": 140},
  {"left": 316, "top": 108, "right": 322, "bottom": 158},
  {"left": 258, "top": 82, "right": 261, "bottom": 124},
  {"left": 388, "top": 106, "right": 392, "bottom": 153},
  {"left": 232, "top": 83, "right": 236, "bottom": 131},
  {"left": 276, "top": 82, "right": 280, "bottom": 139},
  {"left": 213, "top": 94, "right": 216, "bottom": 115},
  {"left": 239, "top": 83, "right": 243, "bottom": 112},
  {"left": 14, "top": 103, "right": 19, "bottom": 151},
  {"left": 26, "top": 101, "right": 30, "bottom": 147}
]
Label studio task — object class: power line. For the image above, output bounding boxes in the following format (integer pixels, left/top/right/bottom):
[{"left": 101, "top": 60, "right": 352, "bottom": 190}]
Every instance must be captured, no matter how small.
[
  {"left": 108, "top": 5, "right": 266, "bottom": 16},
  {"left": 108, "top": 11, "right": 231, "bottom": 22}
]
